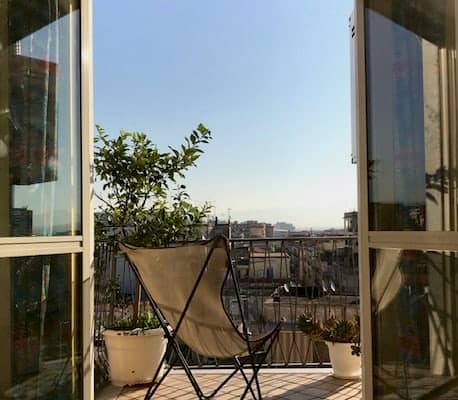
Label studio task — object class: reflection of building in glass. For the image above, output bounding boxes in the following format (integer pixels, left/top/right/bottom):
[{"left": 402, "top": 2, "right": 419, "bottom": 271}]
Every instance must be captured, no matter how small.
[
  {"left": 9, "top": 54, "right": 57, "bottom": 185},
  {"left": 10, "top": 208, "right": 32, "bottom": 236}
]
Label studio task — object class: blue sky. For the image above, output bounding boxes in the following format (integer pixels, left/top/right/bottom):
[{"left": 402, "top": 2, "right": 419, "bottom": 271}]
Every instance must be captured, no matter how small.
[{"left": 94, "top": 1, "right": 356, "bottom": 229}]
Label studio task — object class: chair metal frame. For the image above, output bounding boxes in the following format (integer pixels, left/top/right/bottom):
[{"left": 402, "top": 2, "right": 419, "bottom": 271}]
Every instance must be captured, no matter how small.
[{"left": 123, "top": 237, "right": 283, "bottom": 400}]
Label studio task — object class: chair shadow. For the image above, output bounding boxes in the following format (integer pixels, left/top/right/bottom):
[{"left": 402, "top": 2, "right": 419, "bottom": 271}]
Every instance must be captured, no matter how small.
[{"left": 262, "top": 375, "right": 361, "bottom": 400}]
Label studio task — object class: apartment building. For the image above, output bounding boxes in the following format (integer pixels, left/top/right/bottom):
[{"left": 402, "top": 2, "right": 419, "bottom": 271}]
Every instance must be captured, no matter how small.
[{"left": 233, "top": 220, "right": 274, "bottom": 238}]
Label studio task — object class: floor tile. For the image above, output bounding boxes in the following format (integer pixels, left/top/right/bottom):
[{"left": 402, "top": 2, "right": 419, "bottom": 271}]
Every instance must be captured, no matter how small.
[{"left": 99, "top": 369, "right": 362, "bottom": 400}]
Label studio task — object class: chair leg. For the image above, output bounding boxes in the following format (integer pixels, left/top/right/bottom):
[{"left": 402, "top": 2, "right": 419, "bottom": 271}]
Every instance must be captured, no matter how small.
[
  {"left": 153, "top": 345, "right": 261, "bottom": 399},
  {"left": 144, "top": 338, "right": 205, "bottom": 400},
  {"left": 206, "top": 366, "right": 240, "bottom": 398},
  {"left": 144, "top": 363, "right": 173, "bottom": 400},
  {"left": 239, "top": 360, "right": 263, "bottom": 400},
  {"left": 239, "top": 326, "right": 283, "bottom": 400},
  {"left": 146, "top": 338, "right": 278, "bottom": 400},
  {"left": 254, "top": 372, "right": 262, "bottom": 400},
  {"left": 165, "top": 338, "right": 207, "bottom": 399},
  {"left": 235, "top": 357, "right": 259, "bottom": 400},
  {"left": 144, "top": 342, "right": 175, "bottom": 400},
  {"left": 142, "top": 321, "right": 243, "bottom": 398}
]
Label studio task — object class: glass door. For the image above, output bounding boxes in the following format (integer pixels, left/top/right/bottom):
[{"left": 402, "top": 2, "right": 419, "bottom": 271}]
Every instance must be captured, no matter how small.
[
  {"left": 0, "top": 1, "right": 91, "bottom": 399},
  {"left": 358, "top": 0, "right": 458, "bottom": 398}
]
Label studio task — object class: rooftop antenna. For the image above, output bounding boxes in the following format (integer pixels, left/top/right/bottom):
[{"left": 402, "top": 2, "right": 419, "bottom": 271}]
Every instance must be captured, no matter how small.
[{"left": 228, "top": 208, "right": 232, "bottom": 239}]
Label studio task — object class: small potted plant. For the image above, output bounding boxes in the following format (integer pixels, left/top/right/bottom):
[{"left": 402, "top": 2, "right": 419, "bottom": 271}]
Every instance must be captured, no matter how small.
[{"left": 297, "top": 314, "right": 361, "bottom": 379}]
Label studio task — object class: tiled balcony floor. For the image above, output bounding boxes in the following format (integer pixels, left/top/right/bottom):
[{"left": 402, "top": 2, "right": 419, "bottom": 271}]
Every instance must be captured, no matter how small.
[{"left": 98, "top": 369, "right": 362, "bottom": 400}]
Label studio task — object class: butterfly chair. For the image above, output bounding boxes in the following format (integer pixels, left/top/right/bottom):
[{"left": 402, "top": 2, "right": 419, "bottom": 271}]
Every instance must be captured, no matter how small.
[{"left": 119, "top": 236, "right": 284, "bottom": 400}]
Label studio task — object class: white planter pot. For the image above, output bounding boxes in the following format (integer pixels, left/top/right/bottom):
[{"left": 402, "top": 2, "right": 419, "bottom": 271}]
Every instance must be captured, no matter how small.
[
  {"left": 325, "top": 341, "right": 361, "bottom": 379},
  {"left": 104, "top": 328, "right": 167, "bottom": 387}
]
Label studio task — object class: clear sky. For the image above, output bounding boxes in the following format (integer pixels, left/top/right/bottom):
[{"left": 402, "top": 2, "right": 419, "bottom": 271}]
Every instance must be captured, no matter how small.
[{"left": 94, "top": 1, "right": 357, "bottom": 230}]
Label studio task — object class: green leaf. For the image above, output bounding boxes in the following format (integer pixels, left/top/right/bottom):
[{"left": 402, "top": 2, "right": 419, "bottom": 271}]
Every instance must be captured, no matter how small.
[{"left": 94, "top": 123, "right": 213, "bottom": 246}]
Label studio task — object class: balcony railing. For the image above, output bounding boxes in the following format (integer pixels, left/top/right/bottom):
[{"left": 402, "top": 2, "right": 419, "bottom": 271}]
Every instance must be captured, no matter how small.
[{"left": 94, "top": 235, "right": 359, "bottom": 387}]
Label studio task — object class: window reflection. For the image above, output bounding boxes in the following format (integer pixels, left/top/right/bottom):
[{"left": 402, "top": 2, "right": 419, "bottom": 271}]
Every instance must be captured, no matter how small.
[
  {"left": 0, "top": 254, "right": 82, "bottom": 399},
  {"left": 365, "top": 0, "right": 457, "bottom": 231},
  {"left": 371, "top": 248, "right": 458, "bottom": 399},
  {"left": 0, "top": 1, "right": 81, "bottom": 237}
]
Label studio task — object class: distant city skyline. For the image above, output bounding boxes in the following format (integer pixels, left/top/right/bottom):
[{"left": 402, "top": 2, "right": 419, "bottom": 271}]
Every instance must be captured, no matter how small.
[
  {"left": 94, "top": 1, "right": 357, "bottom": 229},
  {"left": 210, "top": 210, "right": 355, "bottom": 231}
]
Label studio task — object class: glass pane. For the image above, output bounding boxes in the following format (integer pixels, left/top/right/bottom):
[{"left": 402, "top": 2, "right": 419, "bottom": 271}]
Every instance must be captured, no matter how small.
[
  {"left": 365, "top": 0, "right": 458, "bottom": 231},
  {"left": 0, "top": 253, "right": 82, "bottom": 399},
  {"left": 371, "top": 248, "right": 458, "bottom": 399},
  {"left": 0, "top": 1, "right": 81, "bottom": 237}
]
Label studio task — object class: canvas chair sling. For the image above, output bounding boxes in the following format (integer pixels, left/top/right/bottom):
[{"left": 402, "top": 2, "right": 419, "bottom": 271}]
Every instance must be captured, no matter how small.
[{"left": 119, "top": 236, "right": 283, "bottom": 400}]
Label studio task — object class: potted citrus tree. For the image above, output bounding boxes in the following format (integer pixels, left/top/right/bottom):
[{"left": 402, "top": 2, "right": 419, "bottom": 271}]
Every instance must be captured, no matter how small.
[
  {"left": 297, "top": 314, "right": 361, "bottom": 379},
  {"left": 94, "top": 123, "right": 212, "bottom": 386}
]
